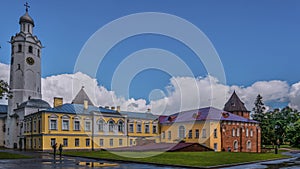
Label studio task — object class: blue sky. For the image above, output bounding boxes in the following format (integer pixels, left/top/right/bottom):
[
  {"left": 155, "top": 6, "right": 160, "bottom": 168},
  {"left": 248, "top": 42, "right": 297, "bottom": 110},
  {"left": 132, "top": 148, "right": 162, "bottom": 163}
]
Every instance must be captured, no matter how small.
[{"left": 0, "top": 0, "right": 300, "bottom": 111}]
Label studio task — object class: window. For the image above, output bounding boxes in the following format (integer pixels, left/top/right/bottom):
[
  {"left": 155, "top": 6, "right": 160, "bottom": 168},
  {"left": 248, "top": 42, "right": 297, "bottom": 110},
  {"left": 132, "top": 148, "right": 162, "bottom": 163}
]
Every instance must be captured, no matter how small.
[
  {"left": 63, "top": 138, "right": 68, "bottom": 147},
  {"left": 100, "top": 139, "right": 104, "bottom": 146},
  {"left": 214, "top": 143, "right": 218, "bottom": 151},
  {"left": 28, "top": 46, "right": 33, "bottom": 53},
  {"left": 153, "top": 125, "right": 157, "bottom": 133},
  {"left": 188, "top": 130, "right": 192, "bottom": 139},
  {"left": 38, "top": 120, "right": 41, "bottom": 133},
  {"left": 62, "top": 120, "right": 69, "bottom": 130},
  {"left": 33, "top": 120, "right": 36, "bottom": 132},
  {"left": 179, "top": 126, "right": 185, "bottom": 139},
  {"left": 109, "top": 121, "right": 114, "bottom": 132},
  {"left": 98, "top": 120, "right": 104, "bottom": 132},
  {"left": 246, "top": 128, "right": 249, "bottom": 137},
  {"left": 162, "top": 131, "right": 165, "bottom": 139},
  {"left": 130, "top": 139, "right": 133, "bottom": 146},
  {"left": 50, "top": 138, "right": 56, "bottom": 146},
  {"left": 137, "top": 124, "right": 142, "bottom": 133},
  {"left": 232, "top": 128, "right": 236, "bottom": 137},
  {"left": 118, "top": 121, "right": 124, "bottom": 132},
  {"left": 75, "top": 138, "right": 79, "bottom": 147},
  {"left": 119, "top": 139, "right": 123, "bottom": 146},
  {"left": 234, "top": 141, "right": 238, "bottom": 150},
  {"left": 86, "top": 139, "right": 90, "bottom": 147},
  {"left": 11, "top": 57, "right": 14, "bottom": 65},
  {"left": 237, "top": 128, "right": 240, "bottom": 137},
  {"left": 250, "top": 129, "right": 253, "bottom": 137},
  {"left": 129, "top": 124, "right": 134, "bottom": 133},
  {"left": 50, "top": 119, "right": 57, "bottom": 130},
  {"left": 145, "top": 124, "right": 149, "bottom": 133},
  {"left": 37, "top": 49, "right": 40, "bottom": 57},
  {"left": 202, "top": 129, "right": 206, "bottom": 138},
  {"left": 195, "top": 129, "right": 199, "bottom": 138},
  {"left": 18, "top": 44, "right": 22, "bottom": 52},
  {"left": 74, "top": 121, "right": 80, "bottom": 131},
  {"left": 85, "top": 121, "right": 91, "bottom": 131},
  {"left": 247, "top": 141, "right": 251, "bottom": 149},
  {"left": 38, "top": 138, "right": 41, "bottom": 148},
  {"left": 168, "top": 131, "right": 171, "bottom": 140},
  {"left": 109, "top": 139, "right": 113, "bottom": 147},
  {"left": 214, "top": 129, "right": 218, "bottom": 138}
]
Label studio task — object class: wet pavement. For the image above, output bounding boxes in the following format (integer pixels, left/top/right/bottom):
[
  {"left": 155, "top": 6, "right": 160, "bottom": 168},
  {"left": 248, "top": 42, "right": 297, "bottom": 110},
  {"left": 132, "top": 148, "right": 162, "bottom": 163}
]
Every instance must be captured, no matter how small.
[
  {"left": 0, "top": 149, "right": 299, "bottom": 169},
  {"left": 0, "top": 150, "right": 185, "bottom": 169}
]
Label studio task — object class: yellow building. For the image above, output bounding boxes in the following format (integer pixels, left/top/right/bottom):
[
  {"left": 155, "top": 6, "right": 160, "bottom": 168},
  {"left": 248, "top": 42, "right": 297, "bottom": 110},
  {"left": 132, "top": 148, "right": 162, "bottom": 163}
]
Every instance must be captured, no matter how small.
[
  {"left": 23, "top": 88, "right": 161, "bottom": 151},
  {"left": 159, "top": 107, "right": 224, "bottom": 151},
  {"left": 120, "top": 111, "right": 159, "bottom": 146}
]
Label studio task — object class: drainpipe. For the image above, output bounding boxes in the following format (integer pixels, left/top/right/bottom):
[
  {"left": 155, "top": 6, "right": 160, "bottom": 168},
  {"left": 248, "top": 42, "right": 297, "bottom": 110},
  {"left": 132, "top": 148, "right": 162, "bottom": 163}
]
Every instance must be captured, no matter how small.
[{"left": 91, "top": 112, "right": 94, "bottom": 151}]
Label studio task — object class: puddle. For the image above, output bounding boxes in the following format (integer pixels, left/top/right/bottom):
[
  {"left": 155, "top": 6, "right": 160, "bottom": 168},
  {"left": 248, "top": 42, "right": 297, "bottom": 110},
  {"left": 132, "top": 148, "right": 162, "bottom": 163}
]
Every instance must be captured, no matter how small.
[
  {"left": 265, "top": 158, "right": 300, "bottom": 169},
  {"left": 77, "top": 161, "right": 119, "bottom": 167}
]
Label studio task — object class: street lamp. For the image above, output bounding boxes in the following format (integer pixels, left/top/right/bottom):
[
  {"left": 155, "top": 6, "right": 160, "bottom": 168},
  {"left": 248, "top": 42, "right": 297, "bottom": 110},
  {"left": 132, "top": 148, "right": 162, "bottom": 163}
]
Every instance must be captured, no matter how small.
[{"left": 274, "top": 124, "right": 279, "bottom": 154}]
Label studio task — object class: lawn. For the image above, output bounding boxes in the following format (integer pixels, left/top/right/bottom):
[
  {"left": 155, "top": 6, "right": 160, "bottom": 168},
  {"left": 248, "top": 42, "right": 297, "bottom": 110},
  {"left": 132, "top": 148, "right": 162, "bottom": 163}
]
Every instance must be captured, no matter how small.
[
  {"left": 64, "top": 151, "right": 289, "bottom": 167},
  {"left": 0, "top": 152, "right": 31, "bottom": 159}
]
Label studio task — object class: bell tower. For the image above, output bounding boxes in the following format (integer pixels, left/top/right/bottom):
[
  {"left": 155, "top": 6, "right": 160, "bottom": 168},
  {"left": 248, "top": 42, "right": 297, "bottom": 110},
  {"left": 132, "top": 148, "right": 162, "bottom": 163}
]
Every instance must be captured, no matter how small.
[{"left": 6, "top": 3, "right": 42, "bottom": 148}]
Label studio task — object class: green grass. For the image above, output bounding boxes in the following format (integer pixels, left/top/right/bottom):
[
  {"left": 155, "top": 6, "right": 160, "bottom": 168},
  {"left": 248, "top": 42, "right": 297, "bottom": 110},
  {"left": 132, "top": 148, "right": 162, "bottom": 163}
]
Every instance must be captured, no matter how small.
[
  {"left": 64, "top": 151, "right": 289, "bottom": 167},
  {"left": 0, "top": 152, "right": 31, "bottom": 159}
]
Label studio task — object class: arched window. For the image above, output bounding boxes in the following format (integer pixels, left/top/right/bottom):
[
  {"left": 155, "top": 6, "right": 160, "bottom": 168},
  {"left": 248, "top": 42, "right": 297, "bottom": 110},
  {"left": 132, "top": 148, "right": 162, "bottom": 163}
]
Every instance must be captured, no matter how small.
[
  {"left": 28, "top": 46, "right": 33, "bottom": 53},
  {"left": 247, "top": 141, "right": 251, "bottom": 149},
  {"left": 118, "top": 120, "right": 124, "bottom": 133},
  {"left": 98, "top": 119, "right": 104, "bottom": 132},
  {"left": 237, "top": 128, "right": 240, "bottom": 137},
  {"left": 37, "top": 49, "right": 40, "bottom": 57},
  {"left": 234, "top": 140, "right": 238, "bottom": 150},
  {"left": 232, "top": 128, "right": 236, "bottom": 136},
  {"left": 246, "top": 128, "right": 249, "bottom": 137},
  {"left": 178, "top": 125, "right": 185, "bottom": 139},
  {"left": 108, "top": 121, "right": 114, "bottom": 132}
]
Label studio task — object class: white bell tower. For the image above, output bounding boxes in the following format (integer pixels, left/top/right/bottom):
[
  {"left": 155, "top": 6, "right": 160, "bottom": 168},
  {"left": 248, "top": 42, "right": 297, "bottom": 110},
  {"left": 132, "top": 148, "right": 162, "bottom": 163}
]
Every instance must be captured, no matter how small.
[{"left": 6, "top": 3, "right": 42, "bottom": 148}]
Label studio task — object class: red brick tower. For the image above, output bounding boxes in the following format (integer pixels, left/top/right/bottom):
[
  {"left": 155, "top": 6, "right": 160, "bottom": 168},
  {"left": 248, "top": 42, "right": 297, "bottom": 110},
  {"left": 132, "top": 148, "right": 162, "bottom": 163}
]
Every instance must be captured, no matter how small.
[{"left": 224, "top": 91, "right": 250, "bottom": 119}]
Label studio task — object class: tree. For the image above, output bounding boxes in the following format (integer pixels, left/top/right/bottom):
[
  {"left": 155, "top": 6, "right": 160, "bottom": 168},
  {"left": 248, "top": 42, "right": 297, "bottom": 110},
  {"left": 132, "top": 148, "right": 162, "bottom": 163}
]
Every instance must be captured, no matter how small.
[
  {"left": 0, "top": 80, "right": 11, "bottom": 99},
  {"left": 252, "top": 94, "right": 266, "bottom": 121}
]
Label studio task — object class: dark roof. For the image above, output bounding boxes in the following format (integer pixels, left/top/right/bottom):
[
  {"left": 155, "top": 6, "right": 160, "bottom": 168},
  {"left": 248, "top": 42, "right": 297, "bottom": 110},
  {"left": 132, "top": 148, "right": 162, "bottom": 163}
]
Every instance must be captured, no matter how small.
[
  {"left": 0, "top": 104, "right": 7, "bottom": 114},
  {"left": 71, "top": 87, "right": 95, "bottom": 106},
  {"left": 120, "top": 111, "right": 158, "bottom": 120},
  {"left": 18, "top": 99, "right": 51, "bottom": 109},
  {"left": 19, "top": 12, "right": 34, "bottom": 26},
  {"left": 108, "top": 142, "right": 213, "bottom": 152},
  {"left": 43, "top": 103, "right": 120, "bottom": 115},
  {"left": 160, "top": 107, "right": 257, "bottom": 124},
  {"left": 224, "top": 91, "right": 248, "bottom": 112}
]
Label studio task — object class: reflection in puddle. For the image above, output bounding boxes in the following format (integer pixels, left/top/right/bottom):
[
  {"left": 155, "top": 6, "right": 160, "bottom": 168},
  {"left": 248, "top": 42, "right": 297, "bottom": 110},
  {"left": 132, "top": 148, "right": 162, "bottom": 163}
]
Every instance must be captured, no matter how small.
[
  {"left": 265, "top": 158, "right": 300, "bottom": 169},
  {"left": 77, "top": 161, "right": 119, "bottom": 167}
]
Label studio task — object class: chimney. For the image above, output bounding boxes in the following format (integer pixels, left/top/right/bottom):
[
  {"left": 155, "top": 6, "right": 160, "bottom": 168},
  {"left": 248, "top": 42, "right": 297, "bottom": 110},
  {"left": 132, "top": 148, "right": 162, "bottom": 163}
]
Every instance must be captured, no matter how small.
[
  {"left": 117, "top": 106, "right": 121, "bottom": 112},
  {"left": 84, "top": 100, "right": 88, "bottom": 110},
  {"left": 54, "top": 97, "right": 63, "bottom": 107},
  {"left": 111, "top": 106, "right": 115, "bottom": 110}
]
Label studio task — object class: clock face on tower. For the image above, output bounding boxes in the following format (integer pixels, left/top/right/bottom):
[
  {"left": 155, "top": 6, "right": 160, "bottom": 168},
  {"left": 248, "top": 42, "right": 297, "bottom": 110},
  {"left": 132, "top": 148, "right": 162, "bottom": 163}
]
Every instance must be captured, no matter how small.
[{"left": 26, "top": 57, "right": 35, "bottom": 65}]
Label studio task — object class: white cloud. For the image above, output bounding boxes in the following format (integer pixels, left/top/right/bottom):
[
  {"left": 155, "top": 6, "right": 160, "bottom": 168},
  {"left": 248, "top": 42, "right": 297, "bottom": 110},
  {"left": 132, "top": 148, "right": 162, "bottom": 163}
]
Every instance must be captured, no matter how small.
[
  {"left": 0, "top": 62, "right": 299, "bottom": 113},
  {"left": 289, "top": 82, "right": 300, "bottom": 110}
]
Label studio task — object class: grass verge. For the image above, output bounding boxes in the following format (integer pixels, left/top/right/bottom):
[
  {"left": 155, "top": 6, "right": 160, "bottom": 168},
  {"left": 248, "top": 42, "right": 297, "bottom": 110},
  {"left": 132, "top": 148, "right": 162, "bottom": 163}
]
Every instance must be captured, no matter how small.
[
  {"left": 0, "top": 152, "right": 31, "bottom": 159},
  {"left": 64, "top": 151, "right": 289, "bottom": 167}
]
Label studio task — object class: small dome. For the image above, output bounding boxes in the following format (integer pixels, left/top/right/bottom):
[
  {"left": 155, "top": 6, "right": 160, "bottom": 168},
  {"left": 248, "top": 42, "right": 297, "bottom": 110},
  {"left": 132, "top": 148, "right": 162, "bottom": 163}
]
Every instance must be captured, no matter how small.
[
  {"left": 19, "top": 99, "right": 50, "bottom": 109},
  {"left": 19, "top": 12, "right": 34, "bottom": 26}
]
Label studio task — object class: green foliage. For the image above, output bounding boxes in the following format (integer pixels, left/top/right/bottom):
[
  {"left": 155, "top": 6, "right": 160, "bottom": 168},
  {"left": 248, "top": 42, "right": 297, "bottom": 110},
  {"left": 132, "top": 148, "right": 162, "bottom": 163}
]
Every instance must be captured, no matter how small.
[
  {"left": 0, "top": 80, "right": 11, "bottom": 100},
  {"left": 252, "top": 95, "right": 300, "bottom": 147}
]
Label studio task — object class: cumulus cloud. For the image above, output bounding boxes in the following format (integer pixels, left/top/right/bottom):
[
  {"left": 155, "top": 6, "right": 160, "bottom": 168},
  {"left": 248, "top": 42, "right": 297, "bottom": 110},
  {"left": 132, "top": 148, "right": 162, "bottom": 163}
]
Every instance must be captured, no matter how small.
[
  {"left": 0, "top": 62, "right": 299, "bottom": 113},
  {"left": 289, "top": 82, "right": 300, "bottom": 110}
]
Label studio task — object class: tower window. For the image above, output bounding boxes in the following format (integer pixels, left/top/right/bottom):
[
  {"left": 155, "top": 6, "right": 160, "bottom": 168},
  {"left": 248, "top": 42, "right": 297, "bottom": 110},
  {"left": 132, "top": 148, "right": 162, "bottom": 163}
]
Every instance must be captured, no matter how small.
[
  {"left": 37, "top": 49, "right": 40, "bottom": 57},
  {"left": 18, "top": 44, "right": 22, "bottom": 52},
  {"left": 28, "top": 46, "right": 33, "bottom": 53},
  {"left": 17, "top": 64, "right": 20, "bottom": 70},
  {"left": 11, "top": 57, "right": 14, "bottom": 65}
]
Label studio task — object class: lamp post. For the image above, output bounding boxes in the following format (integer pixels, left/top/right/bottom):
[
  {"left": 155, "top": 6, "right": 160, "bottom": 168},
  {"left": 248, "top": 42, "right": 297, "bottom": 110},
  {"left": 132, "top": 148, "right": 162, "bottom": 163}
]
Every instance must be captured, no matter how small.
[{"left": 274, "top": 124, "right": 279, "bottom": 154}]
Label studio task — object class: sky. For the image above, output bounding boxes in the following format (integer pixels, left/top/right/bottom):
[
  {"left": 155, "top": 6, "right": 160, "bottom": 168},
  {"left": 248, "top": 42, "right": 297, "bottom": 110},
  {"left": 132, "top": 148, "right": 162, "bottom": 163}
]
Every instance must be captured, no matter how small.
[{"left": 0, "top": 0, "right": 300, "bottom": 114}]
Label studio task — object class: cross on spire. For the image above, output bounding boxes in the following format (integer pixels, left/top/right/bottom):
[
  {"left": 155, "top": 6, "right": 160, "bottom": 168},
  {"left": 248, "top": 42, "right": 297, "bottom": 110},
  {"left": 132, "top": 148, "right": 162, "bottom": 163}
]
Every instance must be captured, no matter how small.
[{"left": 24, "top": 2, "right": 30, "bottom": 12}]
